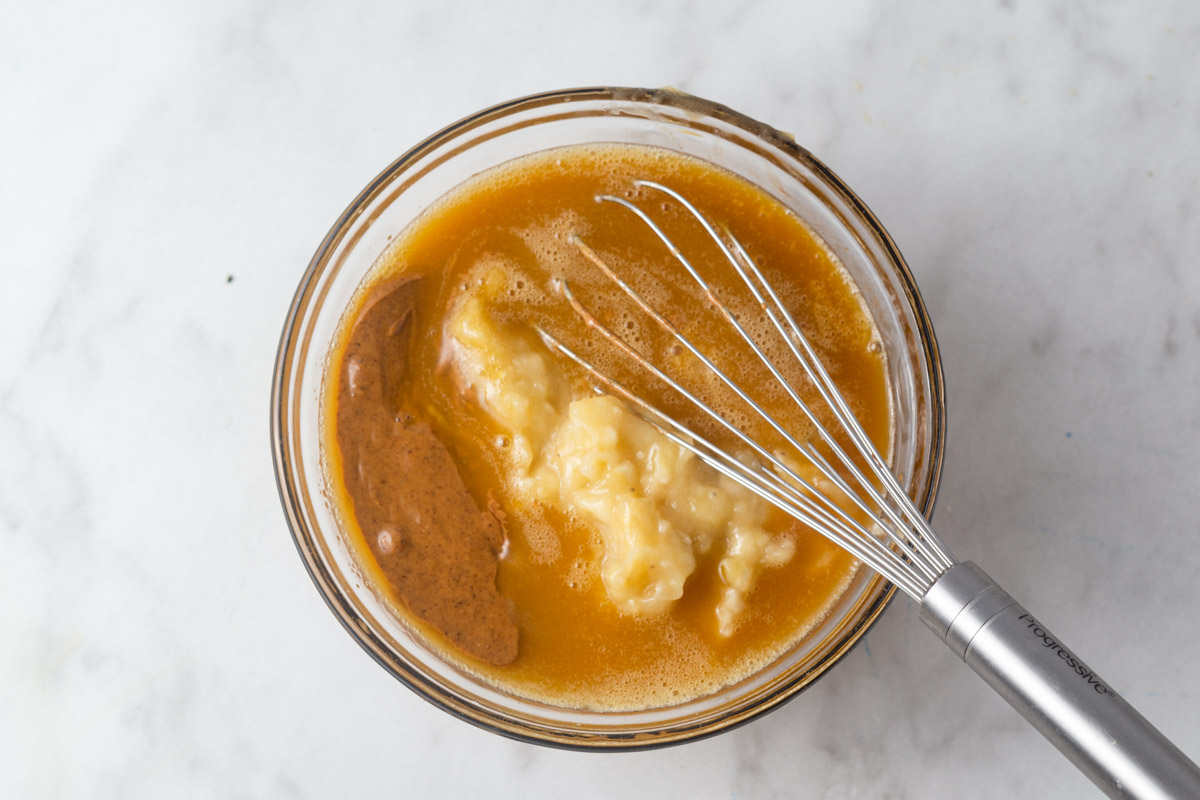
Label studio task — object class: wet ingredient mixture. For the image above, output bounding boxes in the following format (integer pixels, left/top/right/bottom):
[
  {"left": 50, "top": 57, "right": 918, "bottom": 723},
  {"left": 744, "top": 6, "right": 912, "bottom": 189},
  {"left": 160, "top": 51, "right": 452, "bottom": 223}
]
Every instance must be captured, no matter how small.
[{"left": 324, "top": 143, "right": 891, "bottom": 710}]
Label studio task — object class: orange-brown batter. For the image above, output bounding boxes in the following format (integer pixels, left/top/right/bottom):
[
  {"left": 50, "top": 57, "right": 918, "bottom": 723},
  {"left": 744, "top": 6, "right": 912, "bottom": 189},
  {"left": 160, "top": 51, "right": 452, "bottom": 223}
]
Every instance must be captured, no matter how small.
[{"left": 324, "top": 143, "right": 890, "bottom": 710}]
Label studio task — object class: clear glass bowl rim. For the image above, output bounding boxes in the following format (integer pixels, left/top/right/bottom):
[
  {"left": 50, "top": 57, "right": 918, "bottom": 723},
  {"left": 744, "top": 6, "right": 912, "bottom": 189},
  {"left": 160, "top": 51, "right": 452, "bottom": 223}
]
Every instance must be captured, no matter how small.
[{"left": 271, "top": 86, "right": 947, "bottom": 751}]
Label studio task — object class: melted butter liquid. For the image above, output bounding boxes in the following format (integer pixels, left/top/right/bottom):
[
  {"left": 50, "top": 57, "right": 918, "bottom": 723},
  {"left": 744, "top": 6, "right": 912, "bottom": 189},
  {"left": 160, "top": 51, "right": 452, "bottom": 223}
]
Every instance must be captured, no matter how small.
[{"left": 325, "top": 144, "right": 891, "bottom": 711}]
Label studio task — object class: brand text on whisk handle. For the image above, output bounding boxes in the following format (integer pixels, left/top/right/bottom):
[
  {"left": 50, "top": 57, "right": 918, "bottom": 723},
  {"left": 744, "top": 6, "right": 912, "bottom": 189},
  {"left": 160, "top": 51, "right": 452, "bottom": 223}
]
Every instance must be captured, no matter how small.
[{"left": 1017, "top": 613, "right": 1114, "bottom": 696}]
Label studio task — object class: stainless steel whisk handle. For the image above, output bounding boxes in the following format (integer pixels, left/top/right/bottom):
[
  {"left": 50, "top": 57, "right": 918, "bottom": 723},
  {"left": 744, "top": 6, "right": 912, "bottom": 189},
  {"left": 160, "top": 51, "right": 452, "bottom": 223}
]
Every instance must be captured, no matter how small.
[{"left": 920, "top": 562, "right": 1200, "bottom": 799}]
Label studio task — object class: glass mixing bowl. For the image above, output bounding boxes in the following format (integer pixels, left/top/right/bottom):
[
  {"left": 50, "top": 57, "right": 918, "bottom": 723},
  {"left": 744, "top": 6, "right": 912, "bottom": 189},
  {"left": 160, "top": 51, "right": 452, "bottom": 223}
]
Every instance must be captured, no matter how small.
[{"left": 271, "top": 87, "right": 946, "bottom": 749}]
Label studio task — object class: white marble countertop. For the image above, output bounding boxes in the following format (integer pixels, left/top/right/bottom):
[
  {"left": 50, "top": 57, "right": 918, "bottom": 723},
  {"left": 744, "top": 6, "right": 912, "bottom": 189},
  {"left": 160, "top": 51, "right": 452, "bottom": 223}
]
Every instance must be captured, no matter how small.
[{"left": 4, "top": 2, "right": 1198, "bottom": 797}]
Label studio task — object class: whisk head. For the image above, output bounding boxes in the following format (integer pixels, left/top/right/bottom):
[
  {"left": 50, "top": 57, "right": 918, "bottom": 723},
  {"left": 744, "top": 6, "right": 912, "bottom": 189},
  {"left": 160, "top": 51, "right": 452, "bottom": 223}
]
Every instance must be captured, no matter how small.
[{"left": 536, "top": 180, "right": 955, "bottom": 600}]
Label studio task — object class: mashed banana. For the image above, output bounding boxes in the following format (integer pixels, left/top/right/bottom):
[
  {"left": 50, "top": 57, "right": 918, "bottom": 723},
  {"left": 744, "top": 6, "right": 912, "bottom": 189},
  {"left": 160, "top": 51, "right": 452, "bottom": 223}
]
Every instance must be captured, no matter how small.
[{"left": 449, "top": 267, "right": 795, "bottom": 635}]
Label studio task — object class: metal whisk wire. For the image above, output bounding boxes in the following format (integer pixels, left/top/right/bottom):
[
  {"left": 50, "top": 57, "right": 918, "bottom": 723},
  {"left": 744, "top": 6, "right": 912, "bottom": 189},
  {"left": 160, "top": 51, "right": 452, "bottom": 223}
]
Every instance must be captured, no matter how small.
[
  {"left": 536, "top": 180, "right": 954, "bottom": 599},
  {"left": 535, "top": 180, "right": 1200, "bottom": 799}
]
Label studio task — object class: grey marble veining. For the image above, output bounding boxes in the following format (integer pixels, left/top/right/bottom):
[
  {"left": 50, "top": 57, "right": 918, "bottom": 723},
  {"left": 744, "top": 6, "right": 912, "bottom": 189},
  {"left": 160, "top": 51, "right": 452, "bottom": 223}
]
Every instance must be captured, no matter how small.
[{"left": 2, "top": 1, "right": 1198, "bottom": 797}]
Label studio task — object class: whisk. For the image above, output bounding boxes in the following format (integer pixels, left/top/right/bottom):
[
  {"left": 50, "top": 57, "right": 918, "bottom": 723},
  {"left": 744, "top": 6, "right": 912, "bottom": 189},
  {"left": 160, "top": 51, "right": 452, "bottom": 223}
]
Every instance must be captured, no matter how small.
[{"left": 536, "top": 181, "right": 1200, "bottom": 800}]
